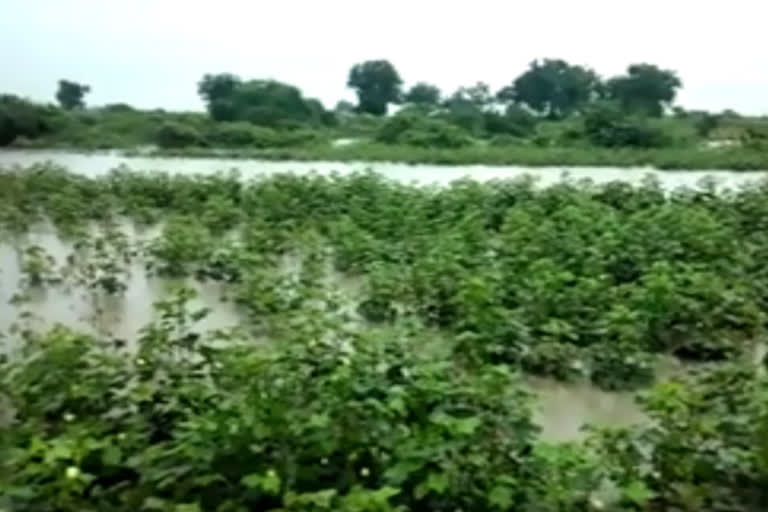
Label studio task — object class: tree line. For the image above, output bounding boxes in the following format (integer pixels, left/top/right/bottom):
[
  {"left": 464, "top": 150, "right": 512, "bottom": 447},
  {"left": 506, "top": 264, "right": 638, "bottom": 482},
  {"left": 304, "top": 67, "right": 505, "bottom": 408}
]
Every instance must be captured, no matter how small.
[{"left": 0, "top": 57, "right": 739, "bottom": 152}]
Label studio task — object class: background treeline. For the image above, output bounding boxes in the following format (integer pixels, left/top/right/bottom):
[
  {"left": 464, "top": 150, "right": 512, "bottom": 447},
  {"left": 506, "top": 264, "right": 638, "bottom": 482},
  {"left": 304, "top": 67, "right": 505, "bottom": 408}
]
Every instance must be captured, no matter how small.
[{"left": 2, "top": 60, "right": 768, "bottom": 166}]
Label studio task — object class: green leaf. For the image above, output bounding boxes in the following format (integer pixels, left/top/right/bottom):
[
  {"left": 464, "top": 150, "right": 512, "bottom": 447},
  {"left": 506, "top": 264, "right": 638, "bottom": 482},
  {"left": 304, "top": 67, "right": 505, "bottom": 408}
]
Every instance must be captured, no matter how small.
[
  {"left": 308, "top": 413, "right": 330, "bottom": 428},
  {"left": 262, "top": 471, "right": 281, "bottom": 494},
  {"left": 102, "top": 444, "right": 122, "bottom": 466},
  {"left": 241, "top": 473, "right": 262, "bottom": 489},
  {"left": 426, "top": 472, "right": 449, "bottom": 494},
  {"left": 242, "top": 471, "right": 281, "bottom": 495},
  {"left": 623, "top": 480, "right": 655, "bottom": 506},
  {"left": 455, "top": 416, "right": 482, "bottom": 435},
  {"left": 488, "top": 485, "right": 514, "bottom": 509},
  {"left": 142, "top": 497, "right": 167, "bottom": 510}
]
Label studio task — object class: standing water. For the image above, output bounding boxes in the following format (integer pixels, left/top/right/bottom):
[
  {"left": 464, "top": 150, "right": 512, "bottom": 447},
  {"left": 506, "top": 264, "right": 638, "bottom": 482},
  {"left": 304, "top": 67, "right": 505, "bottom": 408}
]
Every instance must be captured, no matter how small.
[
  {"left": 1, "top": 149, "right": 767, "bottom": 189},
  {"left": 3, "top": 149, "right": 764, "bottom": 441}
]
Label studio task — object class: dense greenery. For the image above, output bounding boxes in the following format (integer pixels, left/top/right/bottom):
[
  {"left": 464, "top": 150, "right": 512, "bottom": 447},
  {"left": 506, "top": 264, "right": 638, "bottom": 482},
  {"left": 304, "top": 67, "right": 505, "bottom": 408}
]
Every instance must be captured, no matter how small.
[
  {"left": 1, "top": 164, "right": 768, "bottom": 510},
  {"left": 347, "top": 60, "right": 403, "bottom": 116},
  {"left": 56, "top": 80, "right": 91, "bottom": 110},
  {"left": 2, "top": 60, "right": 767, "bottom": 168}
]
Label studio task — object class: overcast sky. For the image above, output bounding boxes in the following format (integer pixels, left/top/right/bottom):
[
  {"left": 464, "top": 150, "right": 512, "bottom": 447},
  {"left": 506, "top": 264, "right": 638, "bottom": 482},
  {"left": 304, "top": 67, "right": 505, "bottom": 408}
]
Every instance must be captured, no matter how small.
[{"left": 2, "top": 0, "right": 766, "bottom": 114}]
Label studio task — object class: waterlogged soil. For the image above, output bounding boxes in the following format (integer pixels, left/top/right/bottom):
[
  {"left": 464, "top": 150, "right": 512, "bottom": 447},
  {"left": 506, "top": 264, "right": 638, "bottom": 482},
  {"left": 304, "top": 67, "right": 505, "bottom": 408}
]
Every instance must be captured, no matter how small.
[
  {"left": 0, "top": 222, "right": 652, "bottom": 441},
  {"left": 2, "top": 149, "right": 768, "bottom": 189}
]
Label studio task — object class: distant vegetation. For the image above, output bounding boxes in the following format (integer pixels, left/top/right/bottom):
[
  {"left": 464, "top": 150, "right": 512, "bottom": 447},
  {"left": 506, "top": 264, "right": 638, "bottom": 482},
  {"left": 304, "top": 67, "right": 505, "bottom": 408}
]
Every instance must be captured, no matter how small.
[{"left": 2, "top": 58, "right": 768, "bottom": 168}]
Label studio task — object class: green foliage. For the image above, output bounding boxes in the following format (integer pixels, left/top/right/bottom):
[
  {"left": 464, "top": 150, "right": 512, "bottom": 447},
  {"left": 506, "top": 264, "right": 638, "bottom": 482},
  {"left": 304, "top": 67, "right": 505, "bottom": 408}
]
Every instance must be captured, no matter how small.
[
  {"left": 56, "top": 80, "right": 91, "bottom": 110},
  {"left": 483, "top": 105, "right": 537, "bottom": 137},
  {"left": 1, "top": 289, "right": 601, "bottom": 512},
  {"left": 2, "top": 165, "right": 768, "bottom": 510},
  {"left": 347, "top": 60, "right": 403, "bottom": 116},
  {"left": 404, "top": 82, "right": 441, "bottom": 106},
  {"left": 591, "top": 365, "right": 768, "bottom": 511},
  {"left": 499, "top": 59, "right": 601, "bottom": 118},
  {"left": 607, "top": 64, "right": 682, "bottom": 117},
  {"left": 583, "top": 103, "right": 672, "bottom": 148},
  {"left": 375, "top": 111, "right": 471, "bottom": 148},
  {"left": 198, "top": 73, "right": 331, "bottom": 127},
  {"left": 0, "top": 94, "right": 56, "bottom": 146},
  {"left": 154, "top": 122, "right": 205, "bottom": 149}
]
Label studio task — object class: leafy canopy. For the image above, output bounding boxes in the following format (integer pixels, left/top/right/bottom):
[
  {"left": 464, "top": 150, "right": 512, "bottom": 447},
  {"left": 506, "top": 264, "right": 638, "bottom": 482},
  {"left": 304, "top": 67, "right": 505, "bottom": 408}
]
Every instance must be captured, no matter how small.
[
  {"left": 347, "top": 60, "right": 403, "bottom": 116},
  {"left": 606, "top": 64, "right": 682, "bottom": 117},
  {"left": 498, "top": 59, "right": 601, "bottom": 119},
  {"left": 56, "top": 80, "right": 91, "bottom": 110}
]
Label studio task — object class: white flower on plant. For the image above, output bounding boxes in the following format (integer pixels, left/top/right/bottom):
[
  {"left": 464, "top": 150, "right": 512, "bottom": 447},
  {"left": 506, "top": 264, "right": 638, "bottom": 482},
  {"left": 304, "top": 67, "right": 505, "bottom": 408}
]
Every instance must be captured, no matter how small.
[
  {"left": 63, "top": 412, "right": 75, "bottom": 422},
  {"left": 65, "top": 466, "right": 80, "bottom": 479},
  {"left": 360, "top": 467, "right": 370, "bottom": 477}
]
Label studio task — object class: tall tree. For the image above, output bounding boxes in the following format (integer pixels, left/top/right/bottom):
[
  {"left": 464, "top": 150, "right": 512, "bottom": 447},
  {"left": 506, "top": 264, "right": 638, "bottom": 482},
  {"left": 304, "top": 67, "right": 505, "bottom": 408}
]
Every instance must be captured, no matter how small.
[
  {"left": 498, "top": 59, "right": 601, "bottom": 119},
  {"left": 198, "top": 73, "right": 243, "bottom": 122},
  {"left": 347, "top": 60, "right": 403, "bottom": 116},
  {"left": 55, "top": 80, "right": 91, "bottom": 110},
  {"left": 606, "top": 64, "right": 682, "bottom": 117},
  {"left": 404, "top": 82, "right": 441, "bottom": 106}
]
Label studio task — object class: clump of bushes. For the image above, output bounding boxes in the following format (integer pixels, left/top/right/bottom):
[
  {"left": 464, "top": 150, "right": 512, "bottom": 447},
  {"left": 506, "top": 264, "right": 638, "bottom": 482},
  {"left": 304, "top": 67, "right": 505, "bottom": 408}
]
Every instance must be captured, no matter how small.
[
  {"left": 0, "top": 94, "right": 57, "bottom": 146},
  {"left": 154, "top": 121, "right": 205, "bottom": 148},
  {"left": 583, "top": 103, "right": 671, "bottom": 148},
  {"left": 0, "top": 294, "right": 605, "bottom": 512},
  {"left": 376, "top": 111, "right": 471, "bottom": 148}
]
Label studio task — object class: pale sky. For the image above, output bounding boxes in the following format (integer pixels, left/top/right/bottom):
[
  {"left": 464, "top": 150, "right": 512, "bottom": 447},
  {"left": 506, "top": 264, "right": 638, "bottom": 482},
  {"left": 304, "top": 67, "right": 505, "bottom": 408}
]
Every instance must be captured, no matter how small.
[{"left": 2, "top": 0, "right": 767, "bottom": 114}]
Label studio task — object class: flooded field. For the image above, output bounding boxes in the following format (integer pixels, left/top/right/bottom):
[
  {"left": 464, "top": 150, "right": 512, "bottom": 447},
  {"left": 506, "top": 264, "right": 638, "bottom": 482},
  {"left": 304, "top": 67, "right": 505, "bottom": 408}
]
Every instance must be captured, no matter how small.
[{"left": 2, "top": 153, "right": 767, "bottom": 443}]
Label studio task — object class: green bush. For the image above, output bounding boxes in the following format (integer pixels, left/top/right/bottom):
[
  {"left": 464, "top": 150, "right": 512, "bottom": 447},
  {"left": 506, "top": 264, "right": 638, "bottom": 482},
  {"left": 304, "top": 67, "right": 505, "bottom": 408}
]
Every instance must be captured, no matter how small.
[
  {"left": 205, "top": 122, "right": 257, "bottom": 147},
  {"left": 0, "top": 94, "right": 55, "bottom": 146},
  {"left": 592, "top": 365, "right": 768, "bottom": 511},
  {"left": 583, "top": 103, "right": 671, "bottom": 148},
  {"left": 376, "top": 112, "right": 471, "bottom": 148},
  {"left": 0, "top": 294, "right": 600, "bottom": 512},
  {"left": 154, "top": 121, "right": 205, "bottom": 148}
]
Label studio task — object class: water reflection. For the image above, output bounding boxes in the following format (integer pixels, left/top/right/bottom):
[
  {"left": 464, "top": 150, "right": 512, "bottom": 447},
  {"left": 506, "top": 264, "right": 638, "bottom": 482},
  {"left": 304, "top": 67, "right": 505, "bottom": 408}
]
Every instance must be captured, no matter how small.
[{"left": 0, "top": 223, "right": 241, "bottom": 346}]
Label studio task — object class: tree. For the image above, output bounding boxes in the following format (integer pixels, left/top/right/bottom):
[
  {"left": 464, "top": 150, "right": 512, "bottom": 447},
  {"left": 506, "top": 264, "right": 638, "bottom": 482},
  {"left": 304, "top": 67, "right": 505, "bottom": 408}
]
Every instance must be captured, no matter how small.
[
  {"left": 0, "top": 95, "right": 52, "bottom": 146},
  {"left": 453, "top": 82, "right": 493, "bottom": 108},
  {"left": 441, "top": 83, "right": 494, "bottom": 135},
  {"left": 197, "top": 73, "right": 242, "bottom": 122},
  {"left": 404, "top": 82, "right": 441, "bottom": 106},
  {"left": 197, "top": 73, "right": 331, "bottom": 127},
  {"left": 55, "top": 80, "right": 91, "bottom": 110},
  {"left": 347, "top": 60, "right": 403, "bottom": 116},
  {"left": 606, "top": 64, "right": 681, "bottom": 117},
  {"left": 498, "top": 59, "right": 601, "bottom": 119}
]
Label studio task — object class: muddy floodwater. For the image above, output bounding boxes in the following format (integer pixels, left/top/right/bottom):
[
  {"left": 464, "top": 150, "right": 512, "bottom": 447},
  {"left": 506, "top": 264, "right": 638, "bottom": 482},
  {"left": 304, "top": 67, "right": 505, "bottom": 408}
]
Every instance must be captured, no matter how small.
[
  {"left": 7, "top": 149, "right": 763, "bottom": 441},
  {"left": 2, "top": 149, "right": 768, "bottom": 189}
]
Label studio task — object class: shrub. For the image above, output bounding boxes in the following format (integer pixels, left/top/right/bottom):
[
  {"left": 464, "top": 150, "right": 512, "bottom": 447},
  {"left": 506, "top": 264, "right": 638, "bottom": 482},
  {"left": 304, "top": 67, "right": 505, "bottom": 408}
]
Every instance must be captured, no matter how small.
[
  {"left": 0, "top": 94, "right": 54, "bottom": 146},
  {"left": 154, "top": 121, "right": 204, "bottom": 148},
  {"left": 0, "top": 293, "right": 604, "bottom": 512},
  {"left": 583, "top": 103, "right": 671, "bottom": 148},
  {"left": 205, "top": 122, "right": 256, "bottom": 147},
  {"left": 483, "top": 106, "right": 537, "bottom": 137},
  {"left": 376, "top": 112, "right": 471, "bottom": 148}
]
